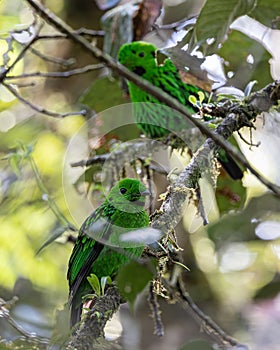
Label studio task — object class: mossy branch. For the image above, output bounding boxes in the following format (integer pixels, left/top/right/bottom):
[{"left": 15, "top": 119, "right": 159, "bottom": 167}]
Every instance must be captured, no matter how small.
[{"left": 67, "top": 286, "right": 121, "bottom": 350}]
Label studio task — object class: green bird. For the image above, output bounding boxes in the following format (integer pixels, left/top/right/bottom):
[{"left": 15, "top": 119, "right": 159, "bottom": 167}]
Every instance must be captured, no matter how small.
[
  {"left": 67, "top": 178, "right": 150, "bottom": 327},
  {"left": 118, "top": 41, "right": 243, "bottom": 180}
]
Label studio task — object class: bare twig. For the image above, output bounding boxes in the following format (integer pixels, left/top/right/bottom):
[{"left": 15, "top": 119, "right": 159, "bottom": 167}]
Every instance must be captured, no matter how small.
[
  {"left": 29, "top": 46, "right": 75, "bottom": 66},
  {"left": 0, "top": 32, "right": 38, "bottom": 83},
  {"left": 37, "top": 28, "right": 105, "bottom": 40},
  {"left": 176, "top": 278, "right": 248, "bottom": 349},
  {"left": 6, "top": 63, "right": 104, "bottom": 80},
  {"left": 237, "top": 130, "right": 260, "bottom": 148},
  {"left": 27, "top": 151, "right": 76, "bottom": 229},
  {"left": 3, "top": 82, "right": 86, "bottom": 118},
  {"left": 25, "top": 0, "right": 280, "bottom": 196},
  {"left": 148, "top": 282, "right": 164, "bottom": 337},
  {"left": 12, "top": 81, "right": 36, "bottom": 88},
  {"left": 71, "top": 153, "right": 110, "bottom": 167}
]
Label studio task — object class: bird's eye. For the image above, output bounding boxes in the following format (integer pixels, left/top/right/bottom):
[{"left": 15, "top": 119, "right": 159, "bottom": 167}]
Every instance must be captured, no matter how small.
[
  {"left": 139, "top": 52, "right": 145, "bottom": 57},
  {"left": 120, "top": 188, "right": 127, "bottom": 194}
]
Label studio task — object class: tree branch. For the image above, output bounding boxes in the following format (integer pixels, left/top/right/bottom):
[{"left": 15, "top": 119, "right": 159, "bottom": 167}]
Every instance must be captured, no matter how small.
[
  {"left": 6, "top": 63, "right": 104, "bottom": 80},
  {"left": 3, "top": 82, "right": 86, "bottom": 118},
  {"left": 67, "top": 286, "right": 121, "bottom": 349},
  {"left": 36, "top": 28, "right": 105, "bottom": 40}
]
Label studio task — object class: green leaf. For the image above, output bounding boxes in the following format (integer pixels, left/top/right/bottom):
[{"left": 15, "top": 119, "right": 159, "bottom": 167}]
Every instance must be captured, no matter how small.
[
  {"left": 250, "top": 0, "right": 280, "bottom": 28},
  {"left": 188, "top": 95, "right": 198, "bottom": 106},
  {"left": 36, "top": 225, "right": 74, "bottom": 255},
  {"left": 191, "top": 0, "right": 256, "bottom": 54},
  {"left": 100, "top": 276, "right": 112, "bottom": 296},
  {"left": 87, "top": 274, "right": 101, "bottom": 297},
  {"left": 197, "top": 91, "right": 205, "bottom": 103},
  {"left": 116, "top": 260, "right": 154, "bottom": 307}
]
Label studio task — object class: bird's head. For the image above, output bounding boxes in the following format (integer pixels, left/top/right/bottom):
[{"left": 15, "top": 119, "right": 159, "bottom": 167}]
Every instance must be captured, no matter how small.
[
  {"left": 118, "top": 41, "right": 157, "bottom": 76},
  {"left": 107, "top": 178, "right": 149, "bottom": 213}
]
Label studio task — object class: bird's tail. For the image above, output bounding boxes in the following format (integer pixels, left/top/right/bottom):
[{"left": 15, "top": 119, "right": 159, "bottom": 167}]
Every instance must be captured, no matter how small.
[
  {"left": 70, "top": 295, "right": 83, "bottom": 329},
  {"left": 218, "top": 153, "right": 243, "bottom": 180}
]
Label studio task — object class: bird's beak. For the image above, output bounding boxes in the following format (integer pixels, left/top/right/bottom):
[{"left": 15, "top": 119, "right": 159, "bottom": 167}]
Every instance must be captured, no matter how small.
[{"left": 141, "top": 189, "right": 150, "bottom": 196}]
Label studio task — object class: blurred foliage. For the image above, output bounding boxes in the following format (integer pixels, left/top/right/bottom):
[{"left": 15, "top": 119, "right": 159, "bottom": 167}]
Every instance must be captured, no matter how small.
[
  {"left": 218, "top": 30, "right": 272, "bottom": 90},
  {"left": 190, "top": 0, "right": 256, "bottom": 54},
  {"left": 116, "top": 260, "right": 155, "bottom": 307},
  {"left": 250, "top": 0, "right": 280, "bottom": 28},
  {"left": 0, "top": 0, "right": 280, "bottom": 349}
]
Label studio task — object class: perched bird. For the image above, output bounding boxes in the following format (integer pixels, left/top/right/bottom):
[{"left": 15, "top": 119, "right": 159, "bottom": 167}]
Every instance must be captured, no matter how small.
[
  {"left": 118, "top": 41, "right": 243, "bottom": 180},
  {"left": 67, "top": 178, "right": 150, "bottom": 327}
]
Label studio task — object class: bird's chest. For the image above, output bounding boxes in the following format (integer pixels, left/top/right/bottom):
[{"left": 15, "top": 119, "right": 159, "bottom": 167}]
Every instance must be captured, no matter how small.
[
  {"left": 111, "top": 210, "right": 147, "bottom": 229},
  {"left": 128, "top": 83, "right": 189, "bottom": 138}
]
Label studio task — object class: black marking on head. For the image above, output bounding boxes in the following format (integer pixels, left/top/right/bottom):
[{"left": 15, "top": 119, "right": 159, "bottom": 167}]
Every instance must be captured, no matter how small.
[
  {"left": 129, "top": 192, "right": 141, "bottom": 202},
  {"left": 151, "top": 51, "right": 156, "bottom": 58},
  {"left": 133, "top": 66, "right": 146, "bottom": 76},
  {"left": 131, "top": 49, "right": 136, "bottom": 54}
]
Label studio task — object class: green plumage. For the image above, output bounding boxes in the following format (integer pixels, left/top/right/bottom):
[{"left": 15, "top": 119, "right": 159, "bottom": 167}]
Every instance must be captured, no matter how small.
[
  {"left": 67, "top": 178, "right": 150, "bottom": 327},
  {"left": 118, "top": 41, "right": 243, "bottom": 180}
]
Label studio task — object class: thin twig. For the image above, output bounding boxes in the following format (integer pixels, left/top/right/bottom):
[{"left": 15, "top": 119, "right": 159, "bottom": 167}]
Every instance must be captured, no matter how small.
[
  {"left": 29, "top": 46, "right": 75, "bottom": 66},
  {"left": 12, "top": 81, "right": 36, "bottom": 87},
  {"left": 37, "top": 28, "right": 105, "bottom": 40},
  {"left": 176, "top": 278, "right": 248, "bottom": 349},
  {"left": 27, "top": 153, "right": 76, "bottom": 229},
  {"left": 3, "top": 82, "right": 86, "bottom": 118},
  {"left": 71, "top": 153, "right": 110, "bottom": 167},
  {"left": 25, "top": 0, "right": 280, "bottom": 197},
  {"left": 6, "top": 63, "right": 104, "bottom": 80},
  {"left": 148, "top": 282, "right": 164, "bottom": 337},
  {"left": 0, "top": 32, "right": 38, "bottom": 83},
  {"left": 237, "top": 130, "right": 260, "bottom": 148}
]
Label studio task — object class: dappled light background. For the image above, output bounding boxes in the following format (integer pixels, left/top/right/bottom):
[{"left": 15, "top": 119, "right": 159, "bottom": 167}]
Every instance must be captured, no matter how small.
[{"left": 1, "top": 1, "right": 280, "bottom": 350}]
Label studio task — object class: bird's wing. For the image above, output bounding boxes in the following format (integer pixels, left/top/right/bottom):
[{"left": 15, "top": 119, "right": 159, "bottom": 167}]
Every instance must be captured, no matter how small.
[
  {"left": 67, "top": 206, "right": 113, "bottom": 305},
  {"left": 157, "top": 59, "right": 204, "bottom": 107}
]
